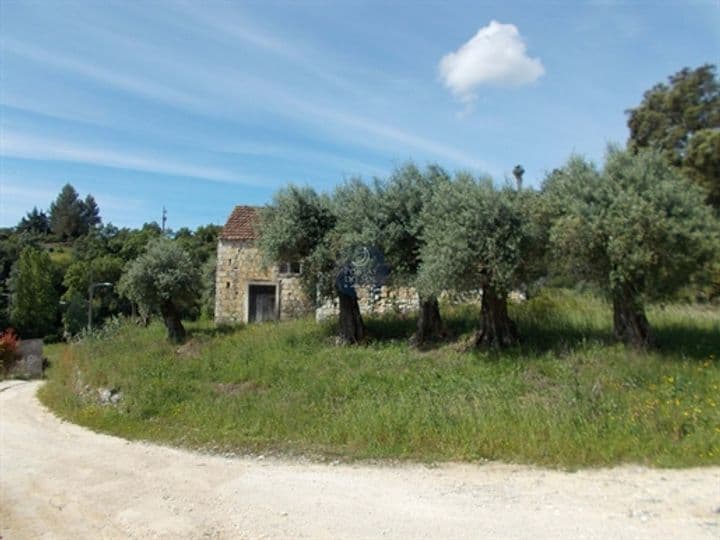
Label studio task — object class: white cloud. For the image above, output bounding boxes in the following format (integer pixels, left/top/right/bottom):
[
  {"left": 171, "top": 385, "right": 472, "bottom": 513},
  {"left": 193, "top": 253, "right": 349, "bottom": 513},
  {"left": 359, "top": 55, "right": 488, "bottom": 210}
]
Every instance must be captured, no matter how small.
[{"left": 439, "top": 21, "right": 544, "bottom": 102}]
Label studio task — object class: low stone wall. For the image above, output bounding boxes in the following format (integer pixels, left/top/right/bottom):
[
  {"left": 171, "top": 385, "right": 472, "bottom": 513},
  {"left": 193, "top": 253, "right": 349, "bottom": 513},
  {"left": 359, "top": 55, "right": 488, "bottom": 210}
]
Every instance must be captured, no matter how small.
[
  {"left": 6, "top": 339, "right": 44, "bottom": 379},
  {"left": 316, "top": 288, "right": 524, "bottom": 322},
  {"left": 316, "top": 285, "right": 419, "bottom": 322}
]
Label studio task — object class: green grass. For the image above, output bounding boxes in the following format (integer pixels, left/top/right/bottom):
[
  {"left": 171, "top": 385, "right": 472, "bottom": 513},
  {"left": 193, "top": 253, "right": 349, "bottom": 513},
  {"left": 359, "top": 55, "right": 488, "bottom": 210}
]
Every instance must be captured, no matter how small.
[
  {"left": 39, "top": 289, "right": 720, "bottom": 468},
  {"left": 43, "top": 242, "right": 74, "bottom": 267}
]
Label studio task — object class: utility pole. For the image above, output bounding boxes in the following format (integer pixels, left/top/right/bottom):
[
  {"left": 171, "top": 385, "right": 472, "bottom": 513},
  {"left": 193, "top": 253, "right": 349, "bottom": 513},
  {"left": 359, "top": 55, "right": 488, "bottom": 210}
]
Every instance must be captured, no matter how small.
[{"left": 162, "top": 206, "right": 167, "bottom": 233}]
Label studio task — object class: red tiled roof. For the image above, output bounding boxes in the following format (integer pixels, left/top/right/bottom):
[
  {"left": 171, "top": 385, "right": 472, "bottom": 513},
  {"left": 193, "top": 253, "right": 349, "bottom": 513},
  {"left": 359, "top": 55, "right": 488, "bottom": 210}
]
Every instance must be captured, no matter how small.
[{"left": 220, "top": 205, "right": 261, "bottom": 240}]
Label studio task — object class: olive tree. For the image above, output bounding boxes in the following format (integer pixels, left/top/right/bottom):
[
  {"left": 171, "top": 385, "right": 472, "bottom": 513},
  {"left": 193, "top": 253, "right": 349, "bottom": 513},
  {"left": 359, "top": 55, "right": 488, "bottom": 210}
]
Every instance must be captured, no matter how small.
[
  {"left": 257, "top": 186, "right": 369, "bottom": 343},
  {"left": 118, "top": 238, "right": 200, "bottom": 343},
  {"left": 354, "top": 164, "right": 450, "bottom": 344},
  {"left": 418, "top": 174, "right": 531, "bottom": 348},
  {"left": 544, "top": 147, "right": 719, "bottom": 348}
]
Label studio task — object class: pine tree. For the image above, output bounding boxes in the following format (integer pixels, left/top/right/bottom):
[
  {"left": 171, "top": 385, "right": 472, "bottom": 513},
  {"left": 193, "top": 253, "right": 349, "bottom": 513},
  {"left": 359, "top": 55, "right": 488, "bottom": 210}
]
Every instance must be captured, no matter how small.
[
  {"left": 80, "top": 194, "right": 102, "bottom": 233},
  {"left": 627, "top": 64, "right": 720, "bottom": 208},
  {"left": 49, "top": 184, "right": 84, "bottom": 240},
  {"left": 17, "top": 207, "right": 50, "bottom": 235}
]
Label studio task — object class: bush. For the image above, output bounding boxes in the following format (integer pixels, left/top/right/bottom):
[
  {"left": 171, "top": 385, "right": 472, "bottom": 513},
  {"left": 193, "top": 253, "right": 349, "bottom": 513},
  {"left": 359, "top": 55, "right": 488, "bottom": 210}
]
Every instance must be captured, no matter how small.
[{"left": 0, "top": 328, "right": 20, "bottom": 375}]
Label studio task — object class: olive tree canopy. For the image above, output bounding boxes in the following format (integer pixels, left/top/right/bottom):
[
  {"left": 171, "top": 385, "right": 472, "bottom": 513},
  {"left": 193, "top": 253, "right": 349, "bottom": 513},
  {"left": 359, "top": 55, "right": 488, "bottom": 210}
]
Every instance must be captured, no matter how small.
[
  {"left": 258, "top": 186, "right": 370, "bottom": 343},
  {"left": 118, "top": 238, "right": 200, "bottom": 343},
  {"left": 418, "top": 174, "right": 533, "bottom": 348},
  {"left": 544, "top": 147, "right": 719, "bottom": 347},
  {"left": 373, "top": 164, "right": 451, "bottom": 344}
]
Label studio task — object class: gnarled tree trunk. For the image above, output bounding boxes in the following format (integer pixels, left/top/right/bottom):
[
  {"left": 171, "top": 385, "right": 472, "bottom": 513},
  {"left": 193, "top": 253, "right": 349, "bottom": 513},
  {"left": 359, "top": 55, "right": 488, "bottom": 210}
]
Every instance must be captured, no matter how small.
[
  {"left": 160, "top": 300, "right": 186, "bottom": 343},
  {"left": 338, "top": 292, "right": 366, "bottom": 345},
  {"left": 474, "top": 287, "right": 518, "bottom": 349},
  {"left": 412, "top": 295, "right": 444, "bottom": 345},
  {"left": 612, "top": 287, "right": 652, "bottom": 348}
]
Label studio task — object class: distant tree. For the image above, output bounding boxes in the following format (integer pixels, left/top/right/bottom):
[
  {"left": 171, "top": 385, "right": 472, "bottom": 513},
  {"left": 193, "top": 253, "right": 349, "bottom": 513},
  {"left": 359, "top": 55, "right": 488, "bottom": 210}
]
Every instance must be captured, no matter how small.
[
  {"left": 626, "top": 64, "right": 720, "bottom": 208},
  {"left": 118, "top": 238, "right": 200, "bottom": 343},
  {"left": 200, "top": 255, "right": 217, "bottom": 319},
  {"left": 174, "top": 224, "right": 222, "bottom": 265},
  {"left": 0, "top": 230, "right": 38, "bottom": 328},
  {"left": 62, "top": 292, "right": 87, "bottom": 337},
  {"left": 49, "top": 183, "right": 84, "bottom": 240},
  {"left": 62, "top": 255, "right": 125, "bottom": 334},
  {"left": 80, "top": 194, "right": 102, "bottom": 233},
  {"left": 418, "top": 175, "right": 532, "bottom": 348},
  {"left": 9, "top": 246, "right": 60, "bottom": 338},
  {"left": 17, "top": 207, "right": 50, "bottom": 235},
  {"left": 684, "top": 128, "right": 720, "bottom": 208},
  {"left": 72, "top": 230, "right": 111, "bottom": 262},
  {"left": 544, "top": 147, "right": 719, "bottom": 348},
  {"left": 111, "top": 223, "right": 163, "bottom": 262}
]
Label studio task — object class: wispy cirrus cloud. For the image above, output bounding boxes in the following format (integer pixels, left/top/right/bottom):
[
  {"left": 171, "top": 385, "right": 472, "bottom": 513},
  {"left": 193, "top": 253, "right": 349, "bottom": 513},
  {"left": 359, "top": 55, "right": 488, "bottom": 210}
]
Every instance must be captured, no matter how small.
[
  {"left": 3, "top": 9, "right": 493, "bottom": 179},
  {"left": 283, "top": 99, "right": 493, "bottom": 172},
  {"left": 3, "top": 38, "right": 489, "bottom": 173},
  {"left": 0, "top": 131, "right": 265, "bottom": 185},
  {"left": 167, "top": 2, "right": 358, "bottom": 93},
  {"left": 1, "top": 38, "right": 206, "bottom": 112},
  {"left": 439, "top": 21, "right": 544, "bottom": 103}
]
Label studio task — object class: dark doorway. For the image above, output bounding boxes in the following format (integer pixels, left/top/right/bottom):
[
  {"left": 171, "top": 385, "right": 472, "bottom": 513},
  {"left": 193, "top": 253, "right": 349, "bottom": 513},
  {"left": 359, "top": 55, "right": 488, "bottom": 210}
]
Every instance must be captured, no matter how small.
[{"left": 248, "top": 284, "right": 277, "bottom": 323}]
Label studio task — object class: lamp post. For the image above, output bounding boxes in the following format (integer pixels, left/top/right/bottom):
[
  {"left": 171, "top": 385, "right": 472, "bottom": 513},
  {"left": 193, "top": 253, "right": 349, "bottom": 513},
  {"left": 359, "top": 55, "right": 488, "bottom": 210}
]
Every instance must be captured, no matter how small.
[{"left": 88, "top": 282, "right": 113, "bottom": 332}]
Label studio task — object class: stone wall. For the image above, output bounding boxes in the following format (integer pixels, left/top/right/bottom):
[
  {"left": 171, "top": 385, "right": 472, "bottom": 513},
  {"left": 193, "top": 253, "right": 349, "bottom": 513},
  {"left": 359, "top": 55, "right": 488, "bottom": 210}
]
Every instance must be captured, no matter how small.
[
  {"left": 316, "top": 285, "right": 420, "bottom": 322},
  {"left": 214, "top": 240, "right": 312, "bottom": 324},
  {"left": 279, "top": 276, "right": 312, "bottom": 320},
  {"left": 315, "top": 287, "right": 517, "bottom": 322},
  {"left": 6, "top": 339, "right": 44, "bottom": 379}
]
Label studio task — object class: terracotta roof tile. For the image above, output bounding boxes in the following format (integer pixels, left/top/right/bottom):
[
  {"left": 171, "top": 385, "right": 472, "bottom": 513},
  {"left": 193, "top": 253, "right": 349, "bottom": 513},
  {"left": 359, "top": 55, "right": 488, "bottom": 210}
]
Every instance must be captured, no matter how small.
[{"left": 220, "top": 205, "right": 261, "bottom": 241}]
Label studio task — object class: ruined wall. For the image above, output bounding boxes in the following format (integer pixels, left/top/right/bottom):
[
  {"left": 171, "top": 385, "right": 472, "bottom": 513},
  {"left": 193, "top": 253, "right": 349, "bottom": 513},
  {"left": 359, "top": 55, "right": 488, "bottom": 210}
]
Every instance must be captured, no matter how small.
[{"left": 214, "top": 240, "right": 312, "bottom": 324}]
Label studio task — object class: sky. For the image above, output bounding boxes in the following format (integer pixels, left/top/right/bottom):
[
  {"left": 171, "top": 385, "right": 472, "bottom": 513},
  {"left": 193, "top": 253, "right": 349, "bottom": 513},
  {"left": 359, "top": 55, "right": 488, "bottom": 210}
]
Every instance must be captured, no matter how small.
[{"left": 1, "top": 1, "right": 718, "bottom": 230}]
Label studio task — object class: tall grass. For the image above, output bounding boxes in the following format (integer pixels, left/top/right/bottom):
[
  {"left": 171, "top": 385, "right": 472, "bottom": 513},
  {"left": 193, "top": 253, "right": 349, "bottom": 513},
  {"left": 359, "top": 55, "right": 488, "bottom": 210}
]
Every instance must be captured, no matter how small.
[{"left": 39, "top": 289, "right": 720, "bottom": 468}]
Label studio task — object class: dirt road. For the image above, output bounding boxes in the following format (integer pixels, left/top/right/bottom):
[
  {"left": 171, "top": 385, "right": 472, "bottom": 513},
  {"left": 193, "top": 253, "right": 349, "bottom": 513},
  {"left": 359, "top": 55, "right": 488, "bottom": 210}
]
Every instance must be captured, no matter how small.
[{"left": 1, "top": 380, "right": 718, "bottom": 539}]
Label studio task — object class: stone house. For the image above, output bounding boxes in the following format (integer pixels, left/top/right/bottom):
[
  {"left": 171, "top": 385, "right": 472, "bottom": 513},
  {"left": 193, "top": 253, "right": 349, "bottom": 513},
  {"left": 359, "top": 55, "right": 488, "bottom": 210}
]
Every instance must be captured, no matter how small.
[
  {"left": 214, "top": 206, "right": 312, "bottom": 324},
  {"left": 214, "top": 205, "right": 422, "bottom": 325}
]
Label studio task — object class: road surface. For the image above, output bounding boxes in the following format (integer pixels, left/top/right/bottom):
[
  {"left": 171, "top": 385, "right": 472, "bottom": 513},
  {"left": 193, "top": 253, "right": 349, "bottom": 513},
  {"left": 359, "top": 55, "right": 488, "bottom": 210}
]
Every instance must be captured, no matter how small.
[{"left": 1, "top": 380, "right": 718, "bottom": 539}]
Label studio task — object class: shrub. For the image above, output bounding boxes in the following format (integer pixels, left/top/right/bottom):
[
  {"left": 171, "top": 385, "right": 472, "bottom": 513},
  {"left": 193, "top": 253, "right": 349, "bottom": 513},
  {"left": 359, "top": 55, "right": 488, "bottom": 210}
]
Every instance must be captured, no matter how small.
[{"left": 0, "top": 328, "right": 20, "bottom": 375}]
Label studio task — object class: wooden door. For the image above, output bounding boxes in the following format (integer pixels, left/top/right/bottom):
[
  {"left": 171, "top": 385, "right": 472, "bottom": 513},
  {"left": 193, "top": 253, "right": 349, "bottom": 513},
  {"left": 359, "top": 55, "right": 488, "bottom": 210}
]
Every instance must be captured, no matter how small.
[{"left": 249, "top": 285, "right": 277, "bottom": 323}]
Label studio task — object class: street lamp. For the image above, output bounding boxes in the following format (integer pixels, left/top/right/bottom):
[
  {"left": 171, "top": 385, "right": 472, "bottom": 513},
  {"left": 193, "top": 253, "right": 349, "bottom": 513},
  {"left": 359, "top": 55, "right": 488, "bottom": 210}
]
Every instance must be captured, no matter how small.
[{"left": 88, "top": 282, "right": 113, "bottom": 332}]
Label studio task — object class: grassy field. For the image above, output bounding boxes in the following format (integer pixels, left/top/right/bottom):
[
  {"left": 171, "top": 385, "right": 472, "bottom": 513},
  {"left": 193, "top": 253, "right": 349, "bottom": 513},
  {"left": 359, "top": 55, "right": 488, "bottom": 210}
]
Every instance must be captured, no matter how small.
[{"left": 39, "top": 289, "right": 720, "bottom": 468}]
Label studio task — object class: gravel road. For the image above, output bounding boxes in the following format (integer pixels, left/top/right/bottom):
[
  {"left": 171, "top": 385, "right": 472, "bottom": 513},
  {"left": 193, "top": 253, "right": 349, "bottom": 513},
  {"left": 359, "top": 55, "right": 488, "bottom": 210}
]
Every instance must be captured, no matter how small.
[{"left": 1, "top": 380, "right": 718, "bottom": 539}]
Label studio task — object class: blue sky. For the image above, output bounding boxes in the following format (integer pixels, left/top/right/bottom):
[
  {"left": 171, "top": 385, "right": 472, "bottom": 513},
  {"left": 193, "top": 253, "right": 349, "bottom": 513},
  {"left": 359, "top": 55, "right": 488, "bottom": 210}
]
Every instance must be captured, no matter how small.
[{"left": 1, "top": 1, "right": 718, "bottom": 229}]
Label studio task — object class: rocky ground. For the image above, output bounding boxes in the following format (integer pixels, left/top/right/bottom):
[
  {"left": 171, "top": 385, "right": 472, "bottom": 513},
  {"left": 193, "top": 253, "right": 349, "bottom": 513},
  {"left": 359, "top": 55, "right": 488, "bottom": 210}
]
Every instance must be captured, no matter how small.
[{"left": 1, "top": 380, "right": 718, "bottom": 539}]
